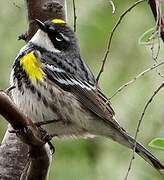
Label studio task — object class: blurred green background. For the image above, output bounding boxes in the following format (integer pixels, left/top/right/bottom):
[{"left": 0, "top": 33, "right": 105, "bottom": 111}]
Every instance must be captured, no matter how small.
[{"left": 0, "top": 0, "right": 164, "bottom": 179}]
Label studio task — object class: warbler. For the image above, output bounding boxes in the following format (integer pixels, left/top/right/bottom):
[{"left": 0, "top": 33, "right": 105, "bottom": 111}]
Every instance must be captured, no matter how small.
[{"left": 10, "top": 19, "right": 164, "bottom": 172}]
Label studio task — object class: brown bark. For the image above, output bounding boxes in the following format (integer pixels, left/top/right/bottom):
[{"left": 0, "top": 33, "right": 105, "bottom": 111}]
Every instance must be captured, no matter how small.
[
  {"left": 0, "top": 125, "right": 28, "bottom": 180},
  {"left": 0, "top": 91, "right": 51, "bottom": 180}
]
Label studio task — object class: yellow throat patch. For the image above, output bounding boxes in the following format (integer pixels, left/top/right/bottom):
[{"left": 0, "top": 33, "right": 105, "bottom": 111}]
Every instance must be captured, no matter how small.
[
  {"left": 20, "top": 51, "right": 44, "bottom": 82},
  {"left": 51, "top": 19, "right": 65, "bottom": 24}
]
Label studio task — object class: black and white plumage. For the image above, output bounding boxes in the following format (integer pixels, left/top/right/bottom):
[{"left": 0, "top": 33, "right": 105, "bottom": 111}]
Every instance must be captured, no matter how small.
[{"left": 10, "top": 19, "right": 164, "bottom": 173}]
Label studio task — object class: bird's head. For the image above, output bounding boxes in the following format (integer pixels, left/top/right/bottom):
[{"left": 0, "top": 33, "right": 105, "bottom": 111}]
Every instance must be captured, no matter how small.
[{"left": 30, "top": 19, "right": 79, "bottom": 54}]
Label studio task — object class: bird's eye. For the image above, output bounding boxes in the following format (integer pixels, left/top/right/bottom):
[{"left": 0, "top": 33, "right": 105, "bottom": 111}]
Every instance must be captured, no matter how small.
[
  {"left": 55, "top": 34, "right": 64, "bottom": 42},
  {"left": 47, "top": 27, "right": 70, "bottom": 51}
]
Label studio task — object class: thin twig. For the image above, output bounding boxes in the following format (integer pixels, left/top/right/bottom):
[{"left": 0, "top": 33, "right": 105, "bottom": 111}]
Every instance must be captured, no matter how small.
[
  {"left": 72, "top": 0, "right": 77, "bottom": 32},
  {"left": 109, "top": 61, "right": 164, "bottom": 100},
  {"left": 124, "top": 82, "right": 164, "bottom": 180},
  {"left": 150, "top": 0, "right": 164, "bottom": 78},
  {"left": 149, "top": 0, "right": 164, "bottom": 42},
  {"left": 151, "top": 1, "right": 160, "bottom": 61},
  {"left": 151, "top": 31, "right": 160, "bottom": 62},
  {"left": 109, "top": 0, "right": 116, "bottom": 14},
  {"left": 96, "top": 0, "right": 146, "bottom": 82},
  {"left": 154, "top": 67, "right": 164, "bottom": 78}
]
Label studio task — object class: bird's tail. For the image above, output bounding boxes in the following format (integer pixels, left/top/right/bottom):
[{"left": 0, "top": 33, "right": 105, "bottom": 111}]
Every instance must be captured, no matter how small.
[
  {"left": 90, "top": 115, "right": 164, "bottom": 172},
  {"left": 125, "top": 134, "right": 164, "bottom": 173},
  {"left": 100, "top": 119, "right": 164, "bottom": 173}
]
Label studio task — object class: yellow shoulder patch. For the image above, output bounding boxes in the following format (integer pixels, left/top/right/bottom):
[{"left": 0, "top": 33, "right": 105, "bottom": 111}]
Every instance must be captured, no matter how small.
[
  {"left": 51, "top": 19, "right": 65, "bottom": 24},
  {"left": 20, "top": 51, "right": 44, "bottom": 82}
]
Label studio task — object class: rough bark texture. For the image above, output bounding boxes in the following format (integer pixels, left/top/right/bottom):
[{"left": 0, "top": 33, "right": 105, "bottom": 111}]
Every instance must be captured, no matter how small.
[
  {"left": 0, "top": 125, "right": 28, "bottom": 180},
  {"left": 0, "top": 0, "right": 66, "bottom": 179}
]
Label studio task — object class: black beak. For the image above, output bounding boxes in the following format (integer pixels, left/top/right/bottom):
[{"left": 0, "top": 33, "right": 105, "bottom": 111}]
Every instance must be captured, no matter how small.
[{"left": 35, "top": 19, "right": 46, "bottom": 32}]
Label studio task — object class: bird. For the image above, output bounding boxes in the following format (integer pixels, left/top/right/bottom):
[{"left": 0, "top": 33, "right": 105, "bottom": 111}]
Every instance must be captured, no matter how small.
[{"left": 10, "top": 18, "right": 164, "bottom": 173}]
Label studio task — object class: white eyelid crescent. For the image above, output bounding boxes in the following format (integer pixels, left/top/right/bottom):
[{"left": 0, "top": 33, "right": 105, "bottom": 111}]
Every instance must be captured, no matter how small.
[{"left": 59, "top": 33, "right": 70, "bottom": 42}]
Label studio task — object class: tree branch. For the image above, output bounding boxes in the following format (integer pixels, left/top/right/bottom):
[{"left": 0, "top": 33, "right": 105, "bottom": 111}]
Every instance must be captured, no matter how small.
[{"left": 0, "top": 91, "right": 51, "bottom": 179}]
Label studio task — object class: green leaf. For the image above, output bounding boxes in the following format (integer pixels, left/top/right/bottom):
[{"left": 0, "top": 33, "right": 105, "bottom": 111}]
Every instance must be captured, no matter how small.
[
  {"left": 149, "top": 138, "right": 164, "bottom": 151},
  {"left": 138, "top": 28, "right": 159, "bottom": 45}
]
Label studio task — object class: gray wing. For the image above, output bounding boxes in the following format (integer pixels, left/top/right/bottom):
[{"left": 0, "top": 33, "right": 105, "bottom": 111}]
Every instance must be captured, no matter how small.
[
  {"left": 39, "top": 50, "right": 123, "bottom": 129},
  {"left": 42, "top": 64, "right": 121, "bottom": 128}
]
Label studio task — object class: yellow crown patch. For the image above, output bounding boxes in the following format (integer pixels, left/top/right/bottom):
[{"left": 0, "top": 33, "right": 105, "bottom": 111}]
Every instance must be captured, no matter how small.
[{"left": 51, "top": 19, "right": 65, "bottom": 24}]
